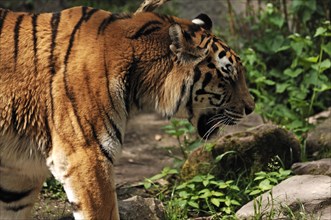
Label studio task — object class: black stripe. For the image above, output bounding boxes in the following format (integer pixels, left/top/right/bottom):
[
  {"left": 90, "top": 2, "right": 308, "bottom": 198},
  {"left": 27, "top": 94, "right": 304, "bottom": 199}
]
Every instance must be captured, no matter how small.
[
  {"left": 103, "top": 61, "right": 121, "bottom": 117},
  {"left": 64, "top": 7, "right": 87, "bottom": 67},
  {"left": 83, "top": 64, "right": 123, "bottom": 147},
  {"left": 11, "top": 99, "right": 19, "bottom": 132},
  {"left": 228, "top": 56, "right": 233, "bottom": 64},
  {"left": 202, "top": 72, "right": 212, "bottom": 88},
  {"left": 199, "top": 34, "right": 206, "bottom": 44},
  {"left": 207, "top": 63, "right": 215, "bottom": 69},
  {"left": 186, "top": 67, "right": 201, "bottom": 121},
  {"left": 0, "top": 9, "right": 8, "bottom": 61},
  {"left": 84, "top": 8, "right": 99, "bottom": 21},
  {"left": 188, "top": 24, "right": 200, "bottom": 36},
  {"left": 49, "top": 12, "right": 61, "bottom": 75},
  {"left": 216, "top": 69, "right": 222, "bottom": 78},
  {"left": 131, "top": 20, "right": 162, "bottom": 39},
  {"left": 63, "top": 7, "right": 89, "bottom": 143},
  {"left": 105, "top": 113, "right": 123, "bottom": 145},
  {"left": 98, "top": 13, "right": 131, "bottom": 35},
  {"left": 0, "top": 187, "right": 33, "bottom": 203},
  {"left": 0, "top": 9, "right": 8, "bottom": 37},
  {"left": 218, "top": 50, "right": 226, "bottom": 59},
  {"left": 211, "top": 43, "right": 218, "bottom": 52},
  {"left": 89, "top": 120, "right": 114, "bottom": 164},
  {"left": 173, "top": 81, "right": 186, "bottom": 115},
  {"left": 124, "top": 58, "right": 139, "bottom": 114},
  {"left": 202, "top": 38, "right": 211, "bottom": 48},
  {"left": 13, "top": 14, "right": 24, "bottom": 70},
  {"left": 5, "top": 204, "right": 31, "bottom": 212},
  {"left": 193, "top": 67, "right": 202, "bottom": 83},
  {"left": 32, "top": 13, "right": 39, "bottom": 75},
  {"left": 154, "top": 14, "right": 174, "bottom": 23},
  {"left": 221, "top": 67, "right": 230, "bottom": 74}
]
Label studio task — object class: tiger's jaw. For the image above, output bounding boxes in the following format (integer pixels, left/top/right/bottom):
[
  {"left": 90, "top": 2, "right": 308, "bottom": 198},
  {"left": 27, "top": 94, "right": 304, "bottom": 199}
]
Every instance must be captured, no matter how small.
[{"left": 196, "top": 111, "right": 240, "bottom": 139}]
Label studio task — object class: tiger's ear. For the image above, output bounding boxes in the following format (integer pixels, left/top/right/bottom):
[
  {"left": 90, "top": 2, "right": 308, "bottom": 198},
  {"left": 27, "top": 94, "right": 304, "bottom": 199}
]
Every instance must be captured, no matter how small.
[
  {"left": 169, "top": 24, "right": 206, "bottom": 64},
  {"left": 192, "top": 14, "right": 212, "bottom": 31}
]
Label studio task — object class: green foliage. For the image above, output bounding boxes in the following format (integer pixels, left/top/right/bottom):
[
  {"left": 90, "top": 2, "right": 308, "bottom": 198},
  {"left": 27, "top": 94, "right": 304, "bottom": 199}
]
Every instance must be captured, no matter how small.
[
  {"left": 143, "top": 118, "right": 294, "bottom": 219},
  {"left": 173, "top": 174, "right": 241, "bottom": 217},
  {"left": 239, "top": 1, "right": 331, "bottom": 145},
  {"left": 162, "top": 119, "right": 200, "bottom": 161},
  {"left": 246, "top": 168, "right": 291, "bottom": 196},
  {"left": 143, "top": 167, "right": 178, "bottom": 190},
  {"left": 42, "top": 177, "right": 66, "bottom": 200}
]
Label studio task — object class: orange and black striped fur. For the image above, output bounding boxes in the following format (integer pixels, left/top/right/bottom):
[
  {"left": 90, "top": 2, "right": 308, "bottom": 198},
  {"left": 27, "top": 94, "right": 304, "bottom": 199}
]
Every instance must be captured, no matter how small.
[{"left": 0, "top": 6, "right": 254, "bottom": 219}]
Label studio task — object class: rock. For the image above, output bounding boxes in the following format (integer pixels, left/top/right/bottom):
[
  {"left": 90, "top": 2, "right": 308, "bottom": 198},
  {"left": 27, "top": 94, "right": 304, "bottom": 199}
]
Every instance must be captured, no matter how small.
[
  {"left": 236, "top": 175, "right": 331, "bottom": 220},
  {"left": 181, "top": 124, "right": 301, "bottom": 179},
  {"left": 306, "top": 116, "right": 331, "bottom": 159},
  {"left": 118, "top": 196, "right": 165, "bottom": 220},
  {"left": 292, "top": 158, "right": 331, "bottom": 177}
]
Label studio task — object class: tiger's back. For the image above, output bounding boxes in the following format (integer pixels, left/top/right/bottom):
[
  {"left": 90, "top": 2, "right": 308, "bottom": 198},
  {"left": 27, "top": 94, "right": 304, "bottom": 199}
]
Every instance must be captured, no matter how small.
[{"left": 0, "top": 6, "right": 254, "bottom": 219}]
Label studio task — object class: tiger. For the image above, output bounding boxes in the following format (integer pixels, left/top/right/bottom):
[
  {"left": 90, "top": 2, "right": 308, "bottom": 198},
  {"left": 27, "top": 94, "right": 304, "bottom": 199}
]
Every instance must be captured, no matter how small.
[{"left": 0, "top": 6, "right": 254, "bottom": 220}]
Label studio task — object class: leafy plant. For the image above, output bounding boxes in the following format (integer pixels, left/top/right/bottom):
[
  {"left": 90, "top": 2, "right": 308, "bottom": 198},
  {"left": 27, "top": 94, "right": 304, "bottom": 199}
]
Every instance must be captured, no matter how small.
[
  {"left": 246, "top": 168, "right": 291, "bottom": 196},
  {"left": 235, "top": 1, "right": 331, "bottom": 162},
  {"left": 172, "top": 174, "right": 241, "bottom": 217},
  {"left": 162, "top": 119, "right": 200, "bottom": 160}
]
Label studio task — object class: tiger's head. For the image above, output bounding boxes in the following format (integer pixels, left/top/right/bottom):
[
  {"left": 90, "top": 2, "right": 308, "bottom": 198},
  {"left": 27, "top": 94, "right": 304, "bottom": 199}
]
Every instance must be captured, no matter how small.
[{"left": 166, "top": 14, "right": 255, "bottom": 139}]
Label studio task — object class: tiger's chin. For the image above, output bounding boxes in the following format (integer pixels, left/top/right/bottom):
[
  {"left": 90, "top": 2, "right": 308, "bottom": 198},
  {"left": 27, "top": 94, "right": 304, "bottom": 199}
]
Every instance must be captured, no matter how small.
[{"left": 197, "top": 113, "right": 238, "bottom": 140}]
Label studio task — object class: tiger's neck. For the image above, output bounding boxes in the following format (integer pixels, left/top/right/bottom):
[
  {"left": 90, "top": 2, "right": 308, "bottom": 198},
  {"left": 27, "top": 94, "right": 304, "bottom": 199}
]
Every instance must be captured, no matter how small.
[{"left": 126, "top": 44, "right": 191, "bottom": 118}]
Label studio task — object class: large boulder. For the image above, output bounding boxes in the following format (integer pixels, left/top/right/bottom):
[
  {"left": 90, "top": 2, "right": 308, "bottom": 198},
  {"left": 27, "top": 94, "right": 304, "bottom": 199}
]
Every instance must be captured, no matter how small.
[
  {"left": 292, "top": 158, "right": 331, "bottom": 177},
  {"left": 236, "top": 175, "right": 331, "bottom": 220},
  {"left": 181, "top": 124, "right": 301, "bottom": 179}
]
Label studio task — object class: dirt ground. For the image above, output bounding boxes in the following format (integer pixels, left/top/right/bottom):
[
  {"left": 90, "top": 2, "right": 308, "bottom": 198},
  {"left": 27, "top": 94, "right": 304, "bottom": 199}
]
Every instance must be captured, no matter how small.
[{"left": 33, "top": 112, "right": 262, "bottom": 219}]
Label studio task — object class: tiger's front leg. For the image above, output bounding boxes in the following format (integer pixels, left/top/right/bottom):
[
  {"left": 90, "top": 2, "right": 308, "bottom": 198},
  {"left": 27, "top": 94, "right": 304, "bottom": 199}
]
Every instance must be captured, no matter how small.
[{"left": 47, "top": 131, "right": 119, "bottom": 220}]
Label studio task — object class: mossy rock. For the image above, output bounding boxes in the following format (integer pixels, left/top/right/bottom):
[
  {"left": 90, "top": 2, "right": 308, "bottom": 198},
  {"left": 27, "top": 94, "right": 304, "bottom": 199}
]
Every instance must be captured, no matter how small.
[{"left": 181, "top": 124, "right": 301, "bottom": 180}]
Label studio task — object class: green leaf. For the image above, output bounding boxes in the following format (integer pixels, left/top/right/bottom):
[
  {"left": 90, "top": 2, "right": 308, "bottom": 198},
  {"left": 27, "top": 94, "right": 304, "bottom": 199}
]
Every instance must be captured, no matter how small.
[
  {"left": 217, "top": 182, "right": 228, "bottom": 189},
  {"left": 191, "top": 175, "right": 204, "bottom": 183},
  {"left": 215, "top": 150, "right": 237, "bottom": 162},
  {"left": 259, "top": 179, "right": 272, "bottom": 191},
  {"left": 276, "top": 83, "right": 290, "bottom": 93},
  {"left": 304, "top": 56, "right": 319, "bottom": 63},
  {"left": 212, "top": 191, "right": 224, "bottom": 197},
  {"left": 188, "top": 201, "right": 199, "bottom": 209},
  {"left": 187, "top": 183, "right": 195, "bottom": 190},
  {"left": 279, "top": 168, "right": 292, "bottom": 176},
  {"left": 249, "top": 189, "right": 262, "bottom": 196},
  {"left": 211, "top": 198, "right": 221, "bottom": 207},
  {"left": 179, "top": 191, "right": 189, "bottom": 199},
  {"left": 276, "top": 45, "right": 291, "bottom": 52},
  {"left": 231, "top": 200, "right": 241, "bottom": 206},
  {"left": 149, "top": 173, "right": 165, "bottom": 181},
  {"left": 322, "top": 42, "right": 331, "bottom": 56},
  {"left": 319, "top": 59, "right": 331, "bottom": 72},
  {"left": 265, "top": 79, "right": 276, "bottom": 85},
  {"left": 144, "top": 182, "right": 151, "bottom": 189},
  {"left": 225, "top": 198, "right": 231, "bottom": 207},
  {"left": 314, "top": 27, "right": 327, "bottom": 37},
  {"left": 284, "top": 68, "right": 303, "bottom": 77},
  {"left": 202, "top": 180, "right": 209, "bottom": 187},
  {"left": 290, "top": 41, "right": 304, "bottom": 55},
  {"left": 269, "top": 14, "right": 284, "bottom": 28},
  {"left": 230, "top": 185, "right": 240, "bottom": 191},
  {"left": 176, "top": 183, "right": 187, "bottom": 190}
]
